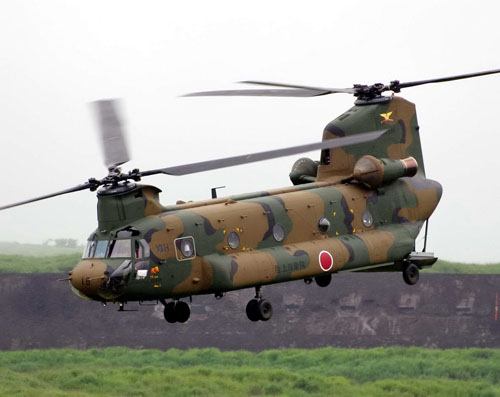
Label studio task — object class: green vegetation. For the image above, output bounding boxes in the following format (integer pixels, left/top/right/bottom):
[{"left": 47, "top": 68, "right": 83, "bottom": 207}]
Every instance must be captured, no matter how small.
[
  {"left": 0, "top": 347, "right": 499, "bottom": 396},
  {"left": 0, "top": 241, "right": 81, "bottom": 273},
  {"left": 0, "top": 241, "right": 83, "bottom": 256},
  {"left": 0, "top": 253, "right": 80, "bottom": 274},
  {"left": 423, "top": 259, "right": 500, "bottom": 274}
]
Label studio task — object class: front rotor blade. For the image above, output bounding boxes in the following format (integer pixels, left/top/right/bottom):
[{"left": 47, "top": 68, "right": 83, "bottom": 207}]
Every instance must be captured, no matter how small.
[
  {"left": 141, "top": 129, "right": 386, "bottom": 177},
  {"left": 241, "top": 80, "right": 356, "bottom": 94},
  {"left": 92, "top": 100, "right": 130, "bottom": 170},
  {"left": 183, "top": 88, "right": 331, "bottom": 97},
  {"left": 0, "top": 183, "right": 92, "bottom": 211},
  {"left": 398, "top": 68, "right": 500, "bottom": 90}
]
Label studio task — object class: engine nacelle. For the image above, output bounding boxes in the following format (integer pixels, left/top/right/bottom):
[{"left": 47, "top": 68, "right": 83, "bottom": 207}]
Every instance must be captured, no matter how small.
[
  {"left": 289, "top": 157, "right": 319, "bottom": 185},
  {"left": 352, "top": 155, "right": 418, "bottom": 189}
]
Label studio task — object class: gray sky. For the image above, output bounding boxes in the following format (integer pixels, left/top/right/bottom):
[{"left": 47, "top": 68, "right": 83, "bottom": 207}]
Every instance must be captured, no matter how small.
[{"left": 0, "top": 1, "right": 499, "bottom": 263}]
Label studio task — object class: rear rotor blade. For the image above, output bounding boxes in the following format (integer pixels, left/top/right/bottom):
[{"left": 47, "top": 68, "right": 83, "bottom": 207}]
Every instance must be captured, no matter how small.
[
  {"left": 141, "top": 129, "right": 386, "bottom": 177},
  {"left": 397, "top": 68, "right": 500, "bottom": 90},
  {"left": 0, "top": 183, "right": 93, "bottom": 211},
  {"left": 92, "top": 100, "right": 130, "bottom": 170}
]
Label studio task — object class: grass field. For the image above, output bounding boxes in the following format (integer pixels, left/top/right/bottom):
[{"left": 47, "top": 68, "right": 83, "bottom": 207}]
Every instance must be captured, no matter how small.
[
  {"left": 0, "top": 347, "right": 499, "bottom": 396},
  {"left": 422, "top": 260, "right": 500, "bottom": 274},
  {"left": 0, "top": 253, "right": 81, "bottom": 273},
  {"left": 0, "top": 241, "right": 83, "bottom": 256}
]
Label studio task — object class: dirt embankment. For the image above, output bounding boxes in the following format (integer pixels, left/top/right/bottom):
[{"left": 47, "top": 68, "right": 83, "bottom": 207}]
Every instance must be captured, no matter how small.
[{"left": 1, "top": 273, "right": 499, "bottom": 350}]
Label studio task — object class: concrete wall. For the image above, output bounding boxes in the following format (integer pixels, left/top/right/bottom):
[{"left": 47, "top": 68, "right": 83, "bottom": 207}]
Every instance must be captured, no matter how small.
[{"left": 1, "top": 273, "right": 500, "bottom": 350}]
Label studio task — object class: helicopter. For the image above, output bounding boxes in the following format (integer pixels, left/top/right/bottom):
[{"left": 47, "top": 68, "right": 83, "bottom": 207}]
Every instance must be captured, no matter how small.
[{"left": 2, "top": 69, "right": 499, "bottom": 323}]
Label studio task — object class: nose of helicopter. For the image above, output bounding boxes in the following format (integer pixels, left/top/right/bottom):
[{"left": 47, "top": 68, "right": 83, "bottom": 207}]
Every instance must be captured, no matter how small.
[{"left": 70, "top": 259, "right": 110, "bottom": 301}]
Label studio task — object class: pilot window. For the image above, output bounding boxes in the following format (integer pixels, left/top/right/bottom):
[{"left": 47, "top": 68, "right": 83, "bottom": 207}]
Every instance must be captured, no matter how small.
[
  {"left": 94, "top": 240, "right": 109, "bottom": 258},
  {"left": 107, "top": 240, "right": 131, "bottom": 258}
]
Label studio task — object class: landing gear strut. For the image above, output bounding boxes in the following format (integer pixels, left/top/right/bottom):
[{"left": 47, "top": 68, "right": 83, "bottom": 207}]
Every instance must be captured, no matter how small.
[
  {"left": 246, "top": 286, "right": 273, "bottom": 322},
  {"left": 402, "top": 263, "right": 420, "bottom": 285},
  {"left": 162, "top": 300, "right": 191, "bottom": 323}
]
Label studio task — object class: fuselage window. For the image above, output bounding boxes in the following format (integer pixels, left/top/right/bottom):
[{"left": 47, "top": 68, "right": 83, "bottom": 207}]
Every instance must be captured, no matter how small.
[
  {"left": 181, "top": 239, "right": 194, "bottom": 257},
  {"left": 227, "top": 231, "right": 240, "bottom": 249},
  {"left": 174, "top": 236, "right": 196, "bottom": 261},
  {"left": 272, "top": 224, "right": 285, "bottom": 242},
  {"left": 107, "top": 239, "right": 131, "bottom": 258},
  {"left": 94, "top": 240, "right": 109, "bottom": 258},
  {"left": 318, "top": 217, "right": 331, "bottom": 233},
  {"left": 362, "top": 210, "right": 374, "bottom": 227}
]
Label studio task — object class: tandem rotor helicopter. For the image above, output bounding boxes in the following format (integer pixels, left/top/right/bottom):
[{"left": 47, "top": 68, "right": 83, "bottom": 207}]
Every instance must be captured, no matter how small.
[{"left": 2, "top": 69, "right": 499, "bottom": 323}]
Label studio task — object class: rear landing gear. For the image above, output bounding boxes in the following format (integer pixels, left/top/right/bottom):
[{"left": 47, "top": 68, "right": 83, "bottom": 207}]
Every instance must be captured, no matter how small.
[
  {"left": 403, "top": 263, "right": 420, "bottom": 285},
  {"left": 246, "top": 286, "right": 273, "bottom": 322},
  {"left": 162, "top": 300, "right": 191, "bottom": 323}
]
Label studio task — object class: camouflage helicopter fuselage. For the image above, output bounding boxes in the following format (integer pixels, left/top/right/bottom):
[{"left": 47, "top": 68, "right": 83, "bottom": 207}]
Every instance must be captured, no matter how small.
[{"left": 70, "top": 96, "right": 442, "bottom": 318}]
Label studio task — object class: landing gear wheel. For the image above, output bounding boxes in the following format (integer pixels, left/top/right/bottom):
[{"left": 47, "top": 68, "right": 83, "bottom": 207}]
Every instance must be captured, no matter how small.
[
  {"left": 257, "top": 299, "right": 273, "bottom": 321},
  {"left": 164, "top": 302, "right": 177, "bottom": 323},
  {"left": 246, "top": 299, "right": 260, "bottom": 322},
  {"left": 175, "top": 301, "right": 191, "bottom": 323},
  {"left": 246, "top": 286, "right": 274, "bottom": 322},
  {"left": 315, "top": 274, "right": 332, "bottom": 287},
  {"left": 403, "top": 263, "right": 420, "bottom": 285}
]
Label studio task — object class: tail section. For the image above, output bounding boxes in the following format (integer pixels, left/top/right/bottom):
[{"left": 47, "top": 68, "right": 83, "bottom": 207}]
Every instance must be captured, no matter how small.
[{"left": 316, "top": 96, "right": 425, "bottom": 181}]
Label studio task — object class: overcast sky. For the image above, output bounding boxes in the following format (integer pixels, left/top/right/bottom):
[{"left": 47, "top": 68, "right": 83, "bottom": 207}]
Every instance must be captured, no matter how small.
[{"left": 0, "top": 1, "right": 499, "bottom": 263}]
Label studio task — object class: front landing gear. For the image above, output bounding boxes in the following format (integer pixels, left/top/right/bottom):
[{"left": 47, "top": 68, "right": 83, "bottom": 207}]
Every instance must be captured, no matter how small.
[
  {"left": 162, "top": 300, "right": 191, "bottom": 323},
  {"left": 246, "top": 286, "right": 273, "bottom": 322},
  {"left": 402, "top": 263, "right": 420, "bottom": 285}
]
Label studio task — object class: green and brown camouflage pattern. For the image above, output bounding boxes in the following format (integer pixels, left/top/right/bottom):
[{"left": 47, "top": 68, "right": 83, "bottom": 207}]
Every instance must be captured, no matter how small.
[
  {"left": 70, "top": 96, "right": 442, "bottom": 303},
  {"left": 317, "top": 96, "right": 425, "bottom": 180}
]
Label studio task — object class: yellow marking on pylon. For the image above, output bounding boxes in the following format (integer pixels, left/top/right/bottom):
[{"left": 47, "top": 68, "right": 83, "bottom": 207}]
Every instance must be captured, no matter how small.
[{"left": 380, "top": 112, "right": 393, "bottom": 123}]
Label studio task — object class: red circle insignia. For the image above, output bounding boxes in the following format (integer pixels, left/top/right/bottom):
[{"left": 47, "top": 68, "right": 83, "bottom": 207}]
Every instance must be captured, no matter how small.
[{"left": 319, "top": 251, "right": 333, "bottom": 272}]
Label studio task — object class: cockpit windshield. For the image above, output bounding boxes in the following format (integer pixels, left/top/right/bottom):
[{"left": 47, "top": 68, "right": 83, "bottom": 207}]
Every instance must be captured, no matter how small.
[
  {"left": 82, "top": 239, "right": 136, "bottom": 259},
  {"left": 82, "top": 239, "right": 150, "bottom": 259},
  {"left": 94, "top": 240, "right": 109, "bottom": 258}
]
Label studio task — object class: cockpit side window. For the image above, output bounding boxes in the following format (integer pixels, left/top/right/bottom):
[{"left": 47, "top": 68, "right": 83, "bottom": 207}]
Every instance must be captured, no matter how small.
[
  {"left": 134, "top": 239, "right": 150, "bottom": 259},
  {"left": 107, "top": 240, "right": 131, "bottom": 258},
  {"left": 82, "top": 241, "right": 96, "bottom": 259},
  {"left": 94, "top": 240, "right": 109, "bottom": 258}
]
